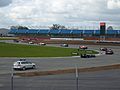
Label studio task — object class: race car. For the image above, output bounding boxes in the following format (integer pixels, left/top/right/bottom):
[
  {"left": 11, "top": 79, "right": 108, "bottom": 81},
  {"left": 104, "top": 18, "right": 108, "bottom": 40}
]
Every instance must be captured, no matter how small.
[
  {"left": 39, "top": 42, "right": 46, "bottom": 46},
  {"left": 60, "top": 44, "right": 68, "bottom": 47},
  {"left": 105, "top": 49, "right": 114, "bottom": 55},
  {"left": 79, "top": 46, "right": 88, "bottom": 49},
  {"left": 100, "top": 47, "right": 108, "bottom": 51},
  {"left": 80, "top": 54, "right": 96, "bottom": 58}
]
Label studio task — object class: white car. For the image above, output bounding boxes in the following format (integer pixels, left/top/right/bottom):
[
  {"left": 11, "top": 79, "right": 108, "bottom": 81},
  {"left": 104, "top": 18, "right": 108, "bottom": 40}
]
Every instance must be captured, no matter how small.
[
  {"left": 28, "top": 41, "right": 34, "bottom": 44},
  {"left": 60, "top": 44, "right": 68, "bottom": 47},
  {"left": 13, "top": 59, "right": 36, "bottom": 70},
  {"left": 39, "top": 42, "right": 46, "bottom": 46}
]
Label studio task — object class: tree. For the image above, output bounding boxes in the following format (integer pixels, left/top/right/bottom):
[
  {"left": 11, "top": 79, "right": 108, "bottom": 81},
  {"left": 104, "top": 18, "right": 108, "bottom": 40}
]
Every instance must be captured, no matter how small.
[
  {"left": 50, "top": 24, "right": 66, "bottom": 30},
  {"left": 18, "top": 26, "right": 29, "bottom": 30},
  {"left": 10, "top": 26, "right": 29, "bottom": 30}
]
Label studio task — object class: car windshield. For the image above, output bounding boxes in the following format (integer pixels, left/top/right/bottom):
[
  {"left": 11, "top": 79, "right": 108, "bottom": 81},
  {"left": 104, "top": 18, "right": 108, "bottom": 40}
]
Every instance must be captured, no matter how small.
[
  {"left": 21, "top": 62, "right": 28, "bottom": 64},
  {"left": 21, "top": 61, "right": 32, "bottom": 64}
]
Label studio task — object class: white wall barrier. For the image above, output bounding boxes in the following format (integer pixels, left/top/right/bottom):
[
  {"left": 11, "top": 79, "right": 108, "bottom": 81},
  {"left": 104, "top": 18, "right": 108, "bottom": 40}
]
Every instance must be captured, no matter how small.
[{"left": 50, "top": 38, "right": 84, "bottom": 41}]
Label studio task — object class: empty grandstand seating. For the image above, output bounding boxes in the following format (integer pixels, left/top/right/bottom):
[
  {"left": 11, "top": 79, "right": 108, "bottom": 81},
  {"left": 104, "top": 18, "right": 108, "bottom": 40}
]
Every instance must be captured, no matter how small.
[
  {"left": 60, "top": 29, "right": 72, "bottom": 34},
  {"left": 49, "top": 30, "right": 60, "bottom": 34},
  {"left": 94, "top": 30, "right": 100, "bottom": 35},
  {"left": 38, "top": 29, "right": 49, "bottom": 34},
  {"left": 9, "top": 29, "right": 18, "bottom": 34},
  {"left": 27, "top": 29, "right": 39, "bottom": 34},
  {"left": 16, "top": 29, "right": 28, "bottom": 34},
  {"left": 72, "top": 30, "right": 83, "bottom": 34},
  {"left": 9, "top": 29, "right": 120, "bottom": 36},
  {"left": 106, "top": 30, "right": 118, "bottom": 35},
  {"left": 84, "top": 30, "right": 94, "bottom": 34}
]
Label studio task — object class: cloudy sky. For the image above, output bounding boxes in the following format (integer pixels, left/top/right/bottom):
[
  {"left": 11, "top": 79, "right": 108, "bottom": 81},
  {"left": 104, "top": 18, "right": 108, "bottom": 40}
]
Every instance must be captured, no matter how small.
[{"left": 0, "top": 0, "right": 120, "bottom": 28}]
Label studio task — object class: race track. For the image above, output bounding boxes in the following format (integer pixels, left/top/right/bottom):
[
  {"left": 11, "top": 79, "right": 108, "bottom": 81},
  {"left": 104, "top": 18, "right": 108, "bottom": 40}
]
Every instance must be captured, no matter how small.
[
  {"left": 0, "top": 44, "right": 120, "bottom": 75},
  {"left": 0, "top": 41, "right": 120, "bottom": 90}
]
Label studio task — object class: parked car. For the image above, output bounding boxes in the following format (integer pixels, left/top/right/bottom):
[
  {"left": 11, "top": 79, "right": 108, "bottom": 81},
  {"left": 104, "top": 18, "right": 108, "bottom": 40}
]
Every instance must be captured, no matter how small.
[
  {"left": 79, "top": 46, "right": 88, "bottom": 49},
  {"left": 13, "top": 59, "right": 36, "bottom": 70},
  {"left": 61, "top": 44, "right": 68, "bottom": 47}
]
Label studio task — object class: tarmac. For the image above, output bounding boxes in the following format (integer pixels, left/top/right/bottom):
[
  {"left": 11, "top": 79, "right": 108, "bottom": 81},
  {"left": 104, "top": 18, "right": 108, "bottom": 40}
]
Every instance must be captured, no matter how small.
[{"left": 0, "top": 41, "right": 120, "bottom": 76}]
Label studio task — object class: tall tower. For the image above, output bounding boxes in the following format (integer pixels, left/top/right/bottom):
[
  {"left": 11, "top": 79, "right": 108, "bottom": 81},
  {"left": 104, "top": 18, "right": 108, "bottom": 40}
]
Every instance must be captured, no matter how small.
[
  {"left": 100, "top": 22, "right": 106, "bottom": 41},
  {"left": 100, "top": 22, "right": 106, "bottom": 35}
]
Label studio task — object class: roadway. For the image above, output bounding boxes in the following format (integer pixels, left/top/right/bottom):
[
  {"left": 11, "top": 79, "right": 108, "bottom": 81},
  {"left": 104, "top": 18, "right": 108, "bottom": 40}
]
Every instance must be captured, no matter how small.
[
  {"left": 0, "top": 69, "right": 120, "bottom": 90},
  {"left": 0, "top": 40, "right": 120, "bottom": 90},
  {"left": 0, "top": 43, "right": 119, "bottom": 75}
]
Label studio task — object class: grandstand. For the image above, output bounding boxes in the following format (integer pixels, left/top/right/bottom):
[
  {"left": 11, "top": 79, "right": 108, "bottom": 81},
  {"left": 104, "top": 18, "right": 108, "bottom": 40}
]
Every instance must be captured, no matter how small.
[
  {"left": 9, "top": 29, "right": 120, "bottom": 36},
  {"left": 8, "top": 23, "right": 120, "bottom": 42}
]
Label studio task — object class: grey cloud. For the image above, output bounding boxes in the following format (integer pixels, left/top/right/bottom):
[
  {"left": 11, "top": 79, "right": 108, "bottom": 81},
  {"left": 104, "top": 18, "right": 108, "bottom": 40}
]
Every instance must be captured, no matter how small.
[
  {"left": 0, "top": 0, "right": 12, "bottom": 7},
  {"left": 0, "top": 0, "right": 120, "bottom": 27}
]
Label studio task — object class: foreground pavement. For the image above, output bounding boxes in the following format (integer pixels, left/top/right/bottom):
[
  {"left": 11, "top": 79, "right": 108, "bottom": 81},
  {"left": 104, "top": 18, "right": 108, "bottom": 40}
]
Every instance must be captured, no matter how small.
[
  {"left": 0, "top": 69, "right": 120, "bottom": 90},
  {"left": 0, "top": 43, "right": 120, "bottom": 90}
]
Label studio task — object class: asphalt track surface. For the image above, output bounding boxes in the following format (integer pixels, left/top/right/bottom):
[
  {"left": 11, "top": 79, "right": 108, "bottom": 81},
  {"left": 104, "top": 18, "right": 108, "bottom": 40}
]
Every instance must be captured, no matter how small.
[
  {"left": 0, "top": 41, "right": 120, "bottom": 75},
  {"left": 0, "top": 41, "right": 120, "bottom": 90},
  {"left": 0, "top": 69, "right": 120, "bottom": 90}
]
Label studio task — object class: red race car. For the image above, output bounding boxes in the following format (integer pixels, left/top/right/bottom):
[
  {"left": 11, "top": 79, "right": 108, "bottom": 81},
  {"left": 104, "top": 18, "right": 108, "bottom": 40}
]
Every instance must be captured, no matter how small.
[{"left": 79, "top": 46, "right": 88, "bottom": 49}]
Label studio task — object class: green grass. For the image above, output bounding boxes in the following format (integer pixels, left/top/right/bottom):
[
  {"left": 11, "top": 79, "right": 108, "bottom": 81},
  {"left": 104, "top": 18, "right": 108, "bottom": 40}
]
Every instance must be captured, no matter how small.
[
  {"left": 0, "top": 37, "right": 17, "bottom": 40},
  {"left": 0, "top": 42, "right": 98, "bottom": 57}
]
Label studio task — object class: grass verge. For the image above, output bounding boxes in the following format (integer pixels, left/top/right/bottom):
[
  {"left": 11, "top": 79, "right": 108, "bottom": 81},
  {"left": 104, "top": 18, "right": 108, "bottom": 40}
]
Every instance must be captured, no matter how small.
[
  {"left": 0, "top": 42, "right": 98, "bottom": 57},
  {"left": 0, "top": 37, "right": 17, "bottom": 40}
]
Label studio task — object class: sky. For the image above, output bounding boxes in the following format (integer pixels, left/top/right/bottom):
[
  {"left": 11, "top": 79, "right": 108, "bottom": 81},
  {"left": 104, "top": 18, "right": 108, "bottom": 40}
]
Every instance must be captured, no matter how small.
[{"left": 0, "top": 0, "right": 120, "bottom": 28}]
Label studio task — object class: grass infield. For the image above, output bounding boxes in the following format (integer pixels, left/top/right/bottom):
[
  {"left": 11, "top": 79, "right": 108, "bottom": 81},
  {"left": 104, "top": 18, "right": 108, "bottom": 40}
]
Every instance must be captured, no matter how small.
[
  {"left": 0, "top": 42, "right": 98, "bottom": 57},
  {"left": 0, "top": 37, "right": 17, "bottom": 40}
]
